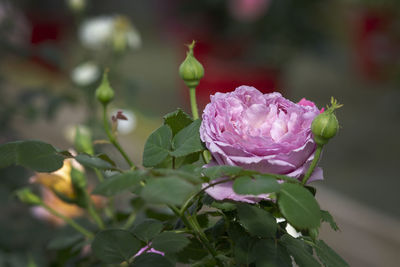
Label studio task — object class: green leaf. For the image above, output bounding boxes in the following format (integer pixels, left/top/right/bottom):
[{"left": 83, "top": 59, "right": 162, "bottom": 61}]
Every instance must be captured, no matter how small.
[
  {"left": 174, "top": 152, "right": 201, "bottom": 168},
  {"left": 175, "top": 238, "right": 208, "bottom": 263},
  {"left": 131, "top": 219, "right": 164, "bottom": 243},
  {"left": 142, "top": 125, "right": 172, "bottom": 167},
  {"left": 6, "top": 140, "right": 65, "bottom": 172},
  {"left": 163, "top": 108, "right": 193, "bottom": 136},
  {"left": 47, "top": 233, "right": 83, "bottom": 250},
  {"left": 150, "top": 168, "right": 202, "bottom": 185},
  {"left": 141, "top": 176, "right": 198, "bottom": 206},
  {"left": 201, "top": 165, "right": 243, "bottom": 180},
  {"left": 236, "top": 203, "right": 277, "bottom": 238},
  {"left": 75, "top": 154, "right": 114, "bottom": 170},
  {"left": 92, "top": 171, "right": 144, "bottom": 197},
  {"left": 251, "top": 239, "right": 292, "bottom": 267},
  {"left": 233, "top": 175, "right": 280, "bottom": 195},
  {"left": 321, "top": 210, "right": 339, "bottom": 231},
  {"left": 234, "top": 236, "right": 257, "bottom": 265},
  {"left": 170, "top": 120, "right": 203, "bottom": 157},
  {"left": 131, "top": 253, "right": 174, "bottom": 267},
  {"left": 315, "top": 240, "right": 349, "bottom": 267},
  {"left": 151, "top": 232, "right": 190, "bottom": 253},
  {"left": 0, "top": 142, "right": 18, "bottom": 169},
  {"left": 280, "top": 234, "right": 321, "bottom": 267},
  {"left": 278, "top": 183, "right": 321, "bottom": 229},
  {"left": 92, "top": 229, "right": 141, "bottom": 264}
]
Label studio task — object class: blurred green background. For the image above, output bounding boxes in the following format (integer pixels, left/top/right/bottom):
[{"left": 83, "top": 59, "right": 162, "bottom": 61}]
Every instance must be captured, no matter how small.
[{"left": 0, "top": 0, "right": 399, "bottom": 266}]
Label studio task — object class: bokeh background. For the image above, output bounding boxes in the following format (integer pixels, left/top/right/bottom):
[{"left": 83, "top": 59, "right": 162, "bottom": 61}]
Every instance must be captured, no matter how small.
[{"left": 0, "top": 0, "right": 399, "bottom": 266}]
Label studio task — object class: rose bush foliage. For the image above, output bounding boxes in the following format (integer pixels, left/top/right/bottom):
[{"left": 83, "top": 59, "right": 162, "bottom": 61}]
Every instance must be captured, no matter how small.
[{"left": 0, "top": 42, "right": 347, "bottom": 266}]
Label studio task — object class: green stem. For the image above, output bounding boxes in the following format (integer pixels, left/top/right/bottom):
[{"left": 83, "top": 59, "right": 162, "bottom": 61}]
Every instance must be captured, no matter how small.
[
  {"left": 102, "top": 104, "right": 136, "bottom": 169},
  {"left": 123, "top": 210, "right": 137, "bottom": 230},
  {"left": 94, "top": 168, "right": 104, "bottom": 183},
  {"left": 168, "top": 205, "right": 223, "bottom": 267},
  {"left": 104, "top": 197, "right": 115, "bottom": 220},
  {"left": 189, "top": 87, "right": 199, "bottom": 120},
  {"left": 41, "top": 203, "right": 94, "bottom": 239},
  {"left": 302, "top": 145, "right": 323, "bottom": 185},
  {"left": 87, "top": 201, "right": 105, "bottom": 229}
]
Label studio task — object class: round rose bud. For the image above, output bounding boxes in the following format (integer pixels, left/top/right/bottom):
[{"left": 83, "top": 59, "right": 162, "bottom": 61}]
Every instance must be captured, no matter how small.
[
  {"left": 311, "top": 112, "right": 339, "bottom": 145},
  {"left": 200, "top": 86, "right": 323, "bottom": 203},
  {"left": 179, "top": 41, "right": 204, "bottom": 88},
  {"left": 95, "top": 70, "right": 115, "bottom": 105},
  {"left": 311, "top": 97, "right": 342, "bottom": 145}
]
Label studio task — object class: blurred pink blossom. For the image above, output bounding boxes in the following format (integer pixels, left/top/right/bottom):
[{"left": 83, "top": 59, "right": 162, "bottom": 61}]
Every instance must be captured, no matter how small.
[{"left": 228, "top": 0, "right": 272, "bottom": 22}]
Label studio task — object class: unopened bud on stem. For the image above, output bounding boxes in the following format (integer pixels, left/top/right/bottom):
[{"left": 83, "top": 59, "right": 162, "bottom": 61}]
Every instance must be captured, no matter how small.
[
  {"left": 311, "top": 97, "right": 342, "bottom": 145},
  {"left": 179, "top": 41, "right": 204, "bottom": 88},
  {"left": 95, "top": 69, "right": 115, "bottom": 105}
]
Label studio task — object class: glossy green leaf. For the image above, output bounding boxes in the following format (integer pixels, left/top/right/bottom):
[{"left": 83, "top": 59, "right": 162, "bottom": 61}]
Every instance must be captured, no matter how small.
[
  {"left": 236, "top": 203, "right": 277, "bottom": 238},
  {"left": 175, "top": 238, "right": 208, "bottom": 263},
  {"left": 92, "top": 171, "right": 144, "bottom": 197},
  {"left": 142, "top": 125, "right": 172, "bottom": 167},
  {"left": 47, "top": 233, "right": 83, "bottom": 250},
  {"left": 278, "top": 183, "right": 321, "bottom": 229},
  {"left": 0, "top": 142, "right": 18, "bottom": 169},
  {"left": 170, "top": 120, "right": 203, "bottom": 157},
  {"left": 234, "top": 236, "right": 257, "bottom": 265},
  {"left": 141, "top": 177, "right": 197, "bottom": 206},
  {"left": 321, "top": 210, "right": 339, "bottom": 231},
  {"left": 131, "top": 253, "right": 174, "bottom": 267},
  {"left": 17, "top": 141, "right": 65, "bottom": 172},
  {"left": 75, "top": 154, "right": 114, "bottom": 170},
  {"left": 315, "top": 240, "right": 349, "bottom": 267},
  {"left": 233, "top": 175, "right": 280, "bottom": 195},
  {"left": 201, "top": 165, "right": 243, "bottom": 180},
  {"left": 251, "top": 239, "right": 292, "bottom": 267},
  {"left": 131, "top": 219, "right": 164, "bottom": 243},
  {"left": 150, "top": 168, "right": 202, "bottom": 184},
  {"left": 280, "top": 234, "right": 321, "bottom": 267},
  {"left": 151, "top": 232, "right": 190, "bottom": 253},
  {"left": 0, "top": 140, "right": 65, "bottom": 172},
  {"left": 92, "top": 229, "right": 141, "bottom": 264},
  {"left": 163, "top": 108, "right": 193, "bottom": 136}
]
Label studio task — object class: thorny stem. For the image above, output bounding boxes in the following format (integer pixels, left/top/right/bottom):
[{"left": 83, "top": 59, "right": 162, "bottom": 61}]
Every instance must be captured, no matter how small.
[{"left": 102, "top": 104, "right": 136, "bottom": 169}]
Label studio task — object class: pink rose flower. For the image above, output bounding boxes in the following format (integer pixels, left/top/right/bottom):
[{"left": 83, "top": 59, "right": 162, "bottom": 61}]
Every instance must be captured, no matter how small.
[{"left": 200, "top": 86, "right": 323, "bottom": 203}]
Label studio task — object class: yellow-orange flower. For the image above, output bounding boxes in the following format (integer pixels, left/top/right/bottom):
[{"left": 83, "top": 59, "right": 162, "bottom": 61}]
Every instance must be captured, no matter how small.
[{"left": 30, "top": 159, "right": 84, "bottom": 226}]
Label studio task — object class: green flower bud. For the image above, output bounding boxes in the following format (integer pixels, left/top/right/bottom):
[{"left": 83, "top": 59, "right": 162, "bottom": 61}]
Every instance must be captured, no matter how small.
[
  {"left": 74, "top": 125, "right": 94, "bottom": 155},
  {"left": 311, "top": 97, "right": 342, "bottom": 145},
  {"left": 179, "top": 40, "right": 204, "bottom": 88},
  {"left": 95, "top": 70, "right": 115, "bottom": 105},
  {"left": 15, "top": 188, "right": 42, "bottom": 205}
]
